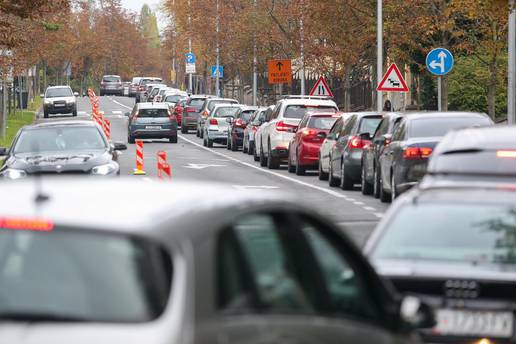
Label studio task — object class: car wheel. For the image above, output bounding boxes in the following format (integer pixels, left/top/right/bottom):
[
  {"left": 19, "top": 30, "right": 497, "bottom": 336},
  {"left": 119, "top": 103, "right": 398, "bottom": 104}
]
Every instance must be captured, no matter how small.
[
  {"left": 203, "top": 136, "right": 207, "bottom": 147},
  {"left": 43, "top": 111, "right": 49, "bottom": 119},
  {"left": 391, "top": 172, "right": 397, "bottom": 202},
  {"left": 287, "top": 152, "right": 295, "bottom": 173},
  {"left": 373, "top": 166, "right": 381, "bottom": 199},
  {"left": 253, "top": 143, "right": 260, "bottom": 162},
  {"left": 100, "top": 91, "right": 104, "bottom": 97},
  {"left": 361, "top": 164, "right": 373, "bottom": 195},
  {"left": 72, "top": 108, "right": 78, "bottom": 117},
  {"left": 267, "top": 143, "right": 280, "bottom": 169},
  {"left": 328, "top": 158, "right": 340, "bottom": 187},
  {"left": 200, "top": 129, "right": 204, "bottom": 139},
  {"left": 226, "top": 135, "right": 232, "bottom": 150},
  {"left": 231, "top": 138, "right": 238, "bottom": 151},
  {"left": 340, "top": 160, "right": 353, "bottom": 190},
  {"left": 295, "top": 152, "right": 305, "bottom": 176},
  {"left": 181, "top": 127, "right": 188, "bottom": 134},
  {"left": 379, "top": 170, "right": 391, "bottom": 203},
  {"left": 318, "top": 156, "right": 329, "bottom": 181},
  {"left": 128, "top": 135, "right": 135, "bottom": 144},
  {"left": 169, "top": 136, "right": 178, "bottom": 144},
  {"left": 196, "top": 128, "right": 200, "bottom": 137},
  {"left": 259, "top": 143, "right": 267, "bottom": 167},
  {"left": 207, "top": 138, "right": 213, "bottom": 148},
  {"left": 248, "top": 141, "right": 254, "bottom": 155},
  {"left": 243, "top": 137, "right": 248, "bottom": 153}
]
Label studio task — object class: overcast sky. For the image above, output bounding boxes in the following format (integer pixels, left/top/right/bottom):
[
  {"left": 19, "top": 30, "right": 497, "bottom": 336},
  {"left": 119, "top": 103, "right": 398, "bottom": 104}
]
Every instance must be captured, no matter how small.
[{"left": 121, "top": 0, "right": 167, "bottom": 30}]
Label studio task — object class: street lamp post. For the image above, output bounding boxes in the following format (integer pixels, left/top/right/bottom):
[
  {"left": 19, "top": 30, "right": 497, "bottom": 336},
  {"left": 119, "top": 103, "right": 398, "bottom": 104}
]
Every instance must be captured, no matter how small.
[
  {"left": 215, "top": 0, "right": 220, "bottom": 97},
  {"left": 377, "top": 0, "right": 383, "bottom": 112},
  {"left": 188, "top": 0, "right": 193, "bottom": 94},
  {"left": 252, "top": 0, "right": 257, "bottom": 105},
  {"left": 509, "top": 0, "right": 515, "bottom": 124}
]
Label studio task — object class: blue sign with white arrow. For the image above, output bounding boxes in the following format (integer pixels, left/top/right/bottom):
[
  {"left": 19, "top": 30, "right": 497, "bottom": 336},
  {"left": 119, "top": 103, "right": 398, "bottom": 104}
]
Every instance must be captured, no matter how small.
[
  {"left": 185, "top": 53, "right": 196, "bottom": 64},
  {"left": 211, "top": 65, "right": 223, "bottom": 78},
  {"left": 426, "top": 48, "right": 454, "bottom": 76}
]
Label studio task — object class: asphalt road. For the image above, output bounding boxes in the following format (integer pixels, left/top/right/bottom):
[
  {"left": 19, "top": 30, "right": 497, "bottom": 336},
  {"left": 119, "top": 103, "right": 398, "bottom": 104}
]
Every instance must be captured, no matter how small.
[{"left": 38, "top": 95, "right": 390, "bottom": 246}]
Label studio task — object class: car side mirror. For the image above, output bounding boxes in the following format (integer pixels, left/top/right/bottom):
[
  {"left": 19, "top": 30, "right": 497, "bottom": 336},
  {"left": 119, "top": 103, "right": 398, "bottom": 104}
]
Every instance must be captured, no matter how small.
[
  {"left": 73, "top": 92, "right": 79, "bottom": 97},
  {"left": 0, "top": 147, "right": 7, "bottom": 156},
  {"left": 226, "top": 117, "right": 234, "bottom": 123},
  {"left": 113, "top": 142, "right": 127, "bottom": 151},
  {"left": 327, "top": 133, "right": 336, "bottom": 140},
  {"left": 359, "top": 132, "right": 372, "bottom": 141},
  {"left": 39, "top": 94, "right": 44, "bottom": 98},
  {"left": 317, "top": 132, "right": 327, "bottom": 139},
  {"left": 382, "top": 133, "right": 393, "bottom": 145},
  {"left": 124, "top": 112, "right": 130, "bottom": 117},
  {"left": 400, "top": 296, "right": 435, "bottom": 330}
]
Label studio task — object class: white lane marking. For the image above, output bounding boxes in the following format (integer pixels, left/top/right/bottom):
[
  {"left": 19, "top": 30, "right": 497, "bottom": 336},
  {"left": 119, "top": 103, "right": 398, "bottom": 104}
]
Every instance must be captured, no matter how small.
[
  {"left": 363, "top": 206, "right": 376, "bottom": 211},
  {"left": 142, "top": 177, "right": 153, "bottom": 182},
  {"left": 78, "top": 111, "right": 87, "bottom": 115},
  {"left": 233, "top": 185, "right": 280, "bottom": 190},
  {"left": 353, "top": 201, "right": 365, "bottom": 206},
  {"left": 110, "top": 98, "right": 132, "bottom": 110},
  {"left": 183, "top": 163, "right": 226, "bottom": 169},
  {"left": 112, "top": 111, "right": 122, "bottom": 115},
  {"left": 374, "top": 213, "right": 384, "bottom": 218},
  {"left": 179, "top": 134, "right": 348, "bottom": 199}
]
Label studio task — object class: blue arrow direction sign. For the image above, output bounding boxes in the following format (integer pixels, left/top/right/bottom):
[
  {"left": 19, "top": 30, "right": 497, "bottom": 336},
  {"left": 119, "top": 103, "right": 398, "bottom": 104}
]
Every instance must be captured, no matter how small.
[
  {"left": 185, "top": 53, "right": 196, "bottom": 64},
  {"left": 211, "top": 65, "right": 224, "bottom": 78},
  {"left": 426, "top": 48, "right": 454, "bottom": 76}
]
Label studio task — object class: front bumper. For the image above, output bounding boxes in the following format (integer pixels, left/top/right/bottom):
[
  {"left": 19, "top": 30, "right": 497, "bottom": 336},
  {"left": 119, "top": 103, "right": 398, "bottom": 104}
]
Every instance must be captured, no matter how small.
[{"left": 44, "top": 104, "right": 75, "bottom": 114}]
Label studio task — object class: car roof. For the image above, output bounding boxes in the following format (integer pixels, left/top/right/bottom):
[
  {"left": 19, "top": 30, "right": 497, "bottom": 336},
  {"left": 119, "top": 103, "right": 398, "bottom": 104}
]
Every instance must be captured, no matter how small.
[
  {"left": 137, "top": 102, "right": 169, "bottom": 109},
  {"left": 24, "top": 120, "right": 98, "bottom": 130},
  {"left": 399, "top": 111, "right": 489, "bottom": 122},
  {"left": 208, "top": 97, "right": 238, "bottom": 102},
  {"left": 239, "top": 106, "right": 259, "bottom": 111},
  {"left": 46, "top": 85, "right": 71, "bottom": 89},
  {"left": 0, "top": 178, "right": 291, "bottom": 236},
  {"left": 434, "top": 126, "right": 516, "bottom": 153},
  {"left": 279, "top": 98, "right": 338, "bottom": 107},
  {"left": 103, "top": 74, "right": 120, "bottom": 77}
]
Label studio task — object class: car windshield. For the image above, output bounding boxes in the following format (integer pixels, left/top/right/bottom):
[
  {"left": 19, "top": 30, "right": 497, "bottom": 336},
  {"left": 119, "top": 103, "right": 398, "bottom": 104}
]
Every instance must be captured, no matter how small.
[
  {"left": 308, "top": 116, "right": 338, "bottom": 130},
  {"left": 208, "top": 100, "right": 236, "bottom": 111},
  {"left": 103, "top": 76, "right": 120, "bottom": 82},
  {"left": 14, "top": 127, "right": 106, "bottom": 154},
  {"left": 137, "top": 108, "right": 169, "bottom": 118},
  {"left": 214, "top": 107, "right": 240, "bottom": 118},
  {"left": 189, "top": 98, "right": 206, "bottom": 108},
  {"left": 165, "top": 95, "right": 182, "bottom": 103},
  {"left": 0, "top": 227, "right": 171, "bottom": 322},
  {"left": 372, "top": 203, "right": 516, "bottom": 265},
  {"left": 46, "top": 88, "right": 72, "bottom": 98},
  {"left": 359, "top": 117, "right": 382, "bottom": 135},
  {"left": 284, "top": 105, "right": 337, "bottom": 119},
  {"left": 410, "top": 117, "right": 490, "bottom": 138}
]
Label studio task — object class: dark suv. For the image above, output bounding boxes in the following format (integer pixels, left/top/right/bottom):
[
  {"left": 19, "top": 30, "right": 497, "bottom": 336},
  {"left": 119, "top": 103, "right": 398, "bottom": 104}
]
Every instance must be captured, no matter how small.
[
  {"left": 127, "top": 102, "right": 178, "bottom": 144},
  {"left": 100, "top": 75, "right": 123, "bottom": 96}
]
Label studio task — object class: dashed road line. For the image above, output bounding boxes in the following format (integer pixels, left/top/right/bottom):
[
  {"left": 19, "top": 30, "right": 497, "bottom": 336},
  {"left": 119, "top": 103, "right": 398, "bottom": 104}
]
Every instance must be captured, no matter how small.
[
  {"left": 374, "top": 213, "right": 384, "bottom": 218},
  {"left": 110, "top": 98, "right": 132, "bottom": 110},
  {"left": 363, "top": 206, "right": 376, "bottom": 211}
]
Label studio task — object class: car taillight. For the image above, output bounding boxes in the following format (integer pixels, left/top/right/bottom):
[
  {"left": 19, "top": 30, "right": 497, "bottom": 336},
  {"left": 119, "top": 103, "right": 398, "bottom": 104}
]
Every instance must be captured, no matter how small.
[
  {"left": 403, "top": 147, "right": 433, "bottom": 159},
  {"left": 168, "top": 111, "right": 177, "bottom": 121},
  {"left": 186, "top": 107, "right": 196, "bottom": 113},
  {"left": 497, "top": 150, "right": 516, "bottom": 158},
  {"left": 202, "top": 110, "right": 209, "bottom": 118},
  {"left": 276, "top": 121, "right": 297, "bottom": 132},
  {"left": 133, "top": 111, "right": 139, "bottom": 119},
  {"left": 209, "top": 118, "right": 218, "bottom": 125},
  {"left": 235, "top": 118, "right": 246, "bottom": 128},
  {"left": 348, "top": 135, "right": 368, "bottom": 149},
  {"left": 252, "top": 126, "right": 258, "bottom": 132},
  {"left": 139, "top": 86, "right": 144, "bottom": 91}
]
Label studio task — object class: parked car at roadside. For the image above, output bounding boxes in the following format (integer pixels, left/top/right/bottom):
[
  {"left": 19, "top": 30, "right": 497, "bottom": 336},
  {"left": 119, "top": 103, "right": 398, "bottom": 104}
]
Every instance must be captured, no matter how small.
[
  {"left": 227, "top": 106, "right": 259, "bottom": 151},
  {"left": 327, "top": 112, "right": 382, "bottom": 190},
  {"left": 243, "top": 106, "right": 270, "bottom": 155},
  {"left": 253, "top": 106, "right": 274, "bottom": 162},
  {"left": 183, "top": 95, "right": 214, "bottom": 135},
  {"left": 136, "top": 77, "right": 163, "bottom": 103},
  {"left": 288, "top": 112, "right": 340, "bottom": 175},
  {"left": 100, "top": 75, "right": 123, "bottom": 96},
  {"left": 365, "top": 182, "right": 516, "bottom": 344},
  {"left": 377, "top": 112, "right": 493, "bottom": 203},
  {"left": 318, "top": 113, "right": 352, "bottom": 181},
  {"left": 42, "top": 85, "right": 78, "bottom": 118},
  {"left": 0, "top": 178, "right": 434, "bottom": 344},
  {"left": 127, "top": 102, "right": 178, "bottom": 144},
  {"left": 202, "top": 104, "right": 241, "bottom": 148},
  {"left": 197, "top": 98, "right": 239, "bottom": 138},
  {"left": 361, "top": 112, "right": 405, "bottom": 197}
]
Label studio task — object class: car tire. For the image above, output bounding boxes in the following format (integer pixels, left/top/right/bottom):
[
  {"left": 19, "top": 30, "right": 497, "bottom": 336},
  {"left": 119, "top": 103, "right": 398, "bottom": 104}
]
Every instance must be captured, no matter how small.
[
  {"left": 200, "top": 130, "right": 204, "bottom": 139},
  {"left": 361, "top": 164, "right": 374, "bottom": 195},
  {"left": 43, "top": 111, "right": 49, "bottom": 119},
  {"left": 248, "top": 141, "right": 254, "bottom": 155},
  {"left": 267, "top": 143, "right": 280, "bottom": 169},
  {"left": 169, "top": 136, "right": 178, "bottom": 144},
  {"left": 226, "top": 136, "right": 232, "bottom": 150},
  {"left": 391, "top": 172, "right": 397, "bottom": 202},
  {"left": 318, "top": 156, "right": 328, "bottom": 181},
  {"left": 287, "top": 153, "right": 295, "bottom": 173},
  {"left": 295, "top": 152, "right": 305, "bottom": 176},
  {"left": 203, "top": 136, "right": 207, "bottom": 147},
  {"left": 259, "top": 143, "right": 267, "bottom": 167},
  {"left": 100, "top": 91, "right": 104, "bottom": 97},
  {"left": 181, "top": 127, "right": 188, "bottom": 134},
  {"left": 128, "top": 135, "right": 135, "bottom": 144},
  {"left": 72, "top": 108, "right": 78, "bottom": 117},
  {"left": 379, "top": 171, "right": 391, "bottom": 203},
  {"left": 231, "top": 138, "right": 238, "bottom": 151},
  {"left": 243, "top": 138, "right": 248, "bottom": 153},
  {"left": 328, "top": 158, "right": 340, "bottom": 187},
  {"left": 207, "top": 138, "right": 213, "bottom": 148},
  {"left": 373, "top": 166, "right": 381, "bottom": 199},
  {"left": 254, "top": 143, "right": 260, "bottom": 162},
  {"left": 340, "top": 160, "right": 353, "bottom": 190}
]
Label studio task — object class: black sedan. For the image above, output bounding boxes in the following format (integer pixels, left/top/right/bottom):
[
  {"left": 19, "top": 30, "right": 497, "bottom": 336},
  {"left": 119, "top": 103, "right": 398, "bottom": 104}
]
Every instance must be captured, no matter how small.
[
  {"left": 0, "top": 121, "right": 126, "bottom": 179},
  {"left": 377, "top": 112, "right": 493, "bottom": 202},
  {"left": 364, "top": 182, "right": 516, "bottom": 344},
  {"left": 0, "top": 178, "right": 433, "bottom": 344}
]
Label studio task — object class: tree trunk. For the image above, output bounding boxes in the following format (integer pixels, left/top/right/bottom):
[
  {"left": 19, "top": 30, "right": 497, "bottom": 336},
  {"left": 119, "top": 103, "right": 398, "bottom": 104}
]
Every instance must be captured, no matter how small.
[
  {"left": 342, "top": 69, "right": 351, "bottom": 111},
  {"left": 487, "top": 60, "right": 497, "bottom": 120}
]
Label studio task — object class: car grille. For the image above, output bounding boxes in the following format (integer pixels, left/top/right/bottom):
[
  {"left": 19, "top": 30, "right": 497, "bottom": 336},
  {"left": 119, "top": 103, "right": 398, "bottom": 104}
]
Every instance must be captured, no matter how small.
[
  {"left": 31, "top": 170, "right": 88, "bottom": 175},
  {"left": 53, "top": 101, "right": 66, "bottom": 106}
]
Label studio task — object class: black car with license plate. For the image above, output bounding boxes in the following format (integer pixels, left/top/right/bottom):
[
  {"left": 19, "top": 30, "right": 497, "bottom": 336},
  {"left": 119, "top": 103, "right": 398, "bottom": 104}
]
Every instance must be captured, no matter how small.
[
  {"left": 364, "top": 183, "right": 516, "bottom": 344},
  {"left": 128, "top": 102, "right": 178, "bottom": 143},
  {"left": 0, "top": 121, "right": 126, "bottom": 179}
]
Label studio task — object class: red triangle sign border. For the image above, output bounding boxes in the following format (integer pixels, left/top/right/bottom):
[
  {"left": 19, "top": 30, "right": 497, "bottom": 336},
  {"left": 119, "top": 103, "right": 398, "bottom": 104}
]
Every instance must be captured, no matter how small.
[
  {"left": 377, "top": 63, "right": 409, "bottom": 92},
  {"left": 309, "top": 76, "right": 333, "bottom": 97}
]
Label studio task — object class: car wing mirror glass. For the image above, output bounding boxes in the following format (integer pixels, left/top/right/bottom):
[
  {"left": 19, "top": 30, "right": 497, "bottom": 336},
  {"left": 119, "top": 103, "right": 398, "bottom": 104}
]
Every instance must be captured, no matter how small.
[
  {"left": 124, "top": 112, "right": 131, "bottom": 117},
  {"left": 113, "top": 142, "right": 127, "bottom": 151},
  {"left": 382, "top": 133, "right": 393, "bottom": 145},
  {"left": 317, "top": 132, "right": 327, "bottom": 139},
  {"left": 0, "top": 147, "right": 7, "bottom": 156},
  {"left": 400, "top": 296, "right": 435, "bottom": 330},
  {"left": 73, "top": 92, "right": 79, "bottom": 97},
  {"left": 359, "top": 132, "right": 372, "bottom": 141}
]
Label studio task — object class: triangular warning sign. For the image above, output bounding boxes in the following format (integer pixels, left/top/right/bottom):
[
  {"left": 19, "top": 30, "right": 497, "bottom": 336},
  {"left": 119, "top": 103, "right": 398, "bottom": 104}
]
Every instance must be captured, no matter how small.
[
  {"left": 309, "top": 76, "right": 333, "bottom": 97},
  {"left": 377, "top": 63, "right": 409, "bottom": 92}
]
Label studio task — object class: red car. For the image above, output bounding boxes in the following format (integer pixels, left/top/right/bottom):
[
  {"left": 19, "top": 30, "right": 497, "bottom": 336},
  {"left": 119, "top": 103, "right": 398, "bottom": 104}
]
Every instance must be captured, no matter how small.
[{"left": 288, "top": 112, "right": 342, "bottom": 175}]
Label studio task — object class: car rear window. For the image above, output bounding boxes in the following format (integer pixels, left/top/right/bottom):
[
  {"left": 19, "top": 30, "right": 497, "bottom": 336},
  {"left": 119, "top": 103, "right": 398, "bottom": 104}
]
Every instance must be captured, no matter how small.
[
  {"left": 214, "top": 107, "right": 240, "bottom": 118},
  {"left": 284, "top": 105, "right": 337, "bottom": 119},
  {"left": 165, "top": 95, "right": 182, "bottom": 103},
  {"left": 45, "top": 88, "right": 73, "bottom": 98},
  {"left": 103, "top": 76, "right": 120, "bottom": 83},
  {"left": 372, "top": 203, "right": 516, "bottom": 265},
  {"left": 308, "top": 116, "right": 338, "bottom": 130},
  {"left": 208, "top": 100, "right": 237, "bottom": 111},
  {"left": 410, "top": 117, "right": 491, "bottom": 138},
  {"left": 359, "top": 116, "right": 382, "bottom": 135},
  {"left": 240, "top": 110, "right": 255, "bottom": 122},
  {"left": 0, "top": 227, "right": 172, "bottom": 322},
  {"left": 430, "top": 150, "right": 516, "bottom": 175},
  {"left": 138, "top": 108, "right": 169, "bottom": 118}
]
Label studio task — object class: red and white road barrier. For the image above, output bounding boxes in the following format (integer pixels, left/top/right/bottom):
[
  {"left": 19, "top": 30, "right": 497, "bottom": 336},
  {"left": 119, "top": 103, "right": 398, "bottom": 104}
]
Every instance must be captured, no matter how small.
[
  {"left": 157, "top": 151, "right": 167, "bottom": 179},
  {"left": 94, "top": 111, "right": 104, "bottom": 127},
  {"left": 162, "top": 163, "right": 171, "bottom": 179},
  {"left": 103, "top": 119, "right": 111, "bottom": 140},
  {"left": 134, "top": 140, "right": 146, "bottom": 175}
]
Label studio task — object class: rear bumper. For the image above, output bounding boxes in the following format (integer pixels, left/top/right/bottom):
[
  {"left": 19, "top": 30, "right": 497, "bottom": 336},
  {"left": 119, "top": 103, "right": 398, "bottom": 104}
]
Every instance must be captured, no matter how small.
[
  {"left": 394, "top": 160, "right": 429, "bottom": 194},
  {"left": 182, "top": 117, "right": 198, "bottom": 129},
  {"left": 298, "top": 142, "right": 323, "bottom": 166},
  {"left": 130, "top": 125, "right": 177, "bottom": 138},
  {"left": 343, "top": 149, "right": 363, "bottom": 180},
  {"left": 271, "top": 147, "right": 289, "bottom": 159}
]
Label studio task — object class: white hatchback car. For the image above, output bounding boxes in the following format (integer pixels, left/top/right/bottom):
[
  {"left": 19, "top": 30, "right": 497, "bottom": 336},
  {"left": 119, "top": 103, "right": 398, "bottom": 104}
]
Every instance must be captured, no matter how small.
[{"left": 256, "top": 96, "right": 338, "bottom": 169}]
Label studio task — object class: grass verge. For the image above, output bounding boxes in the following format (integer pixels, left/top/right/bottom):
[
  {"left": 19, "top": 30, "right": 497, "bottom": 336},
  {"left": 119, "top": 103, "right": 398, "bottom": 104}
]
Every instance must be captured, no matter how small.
[{"left": 0, "top": 95, "right": 41, "bottom": 148}]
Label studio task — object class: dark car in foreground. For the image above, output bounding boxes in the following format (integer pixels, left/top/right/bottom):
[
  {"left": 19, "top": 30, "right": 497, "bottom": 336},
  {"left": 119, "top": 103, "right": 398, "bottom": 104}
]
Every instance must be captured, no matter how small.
[
  {"left": 377, "top": 112, "right": 493, "bottom": 202},
  {"left": 328, "top": 112, "right": 382, "bottom": 190},
  {"left": 227, "top": 106, "right": 258, "bottom": 151},
  {"left": 361, "top": 112, "right": 404, "bottom": 197},
  {"left": 0, "top": 178, "right": 433, "bottom": 344},
  {"left": 365, "top": 183, "right": 516, "bottom": 344},
  {"left": 127, "top": 102, "right": 178, "bottom": 143},
  {"left": 0, "top": 121, "right": 126, "bottom": 179},
  {"left": 100, "top": 75, "right": 123, "bottom": 96}
]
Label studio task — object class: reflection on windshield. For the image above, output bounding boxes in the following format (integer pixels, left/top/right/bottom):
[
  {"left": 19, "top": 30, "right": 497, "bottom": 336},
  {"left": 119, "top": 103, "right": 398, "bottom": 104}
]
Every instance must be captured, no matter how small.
[
  {"left": 373, "top": 204, "right": 516, "bottom": 265},
  {"left": 214, "top": 108, "right": 240, "bottom": 118},
  {"left": 46, "top": 88, "right": 73, "bottom": 98},
  {"left": 14, "top": 127, "right": 106, "bottom": 154}
]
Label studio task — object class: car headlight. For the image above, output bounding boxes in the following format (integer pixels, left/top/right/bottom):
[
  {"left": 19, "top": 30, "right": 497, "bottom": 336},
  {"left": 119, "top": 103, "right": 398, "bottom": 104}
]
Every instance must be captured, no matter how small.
[
  {"left": 91, "top": 162, "right": 118, "bottom": 176},
  {"left": 1, "top": 168, "right": 27, "bottom": 180},
  {"left": 44, "top": 99, "right": 51, "bottom": 105},
  {"left": 67, "top": 99, "right": 76, "bottom": 104}
]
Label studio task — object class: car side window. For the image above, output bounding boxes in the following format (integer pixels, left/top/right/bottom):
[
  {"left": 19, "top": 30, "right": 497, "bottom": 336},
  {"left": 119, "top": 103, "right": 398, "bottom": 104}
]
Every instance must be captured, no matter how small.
[
  {"left": 391, "top": 121, "right": 406, "bottom": 142},
  {"left": 340, "top": 116, "right": 356, "bottom": 137},
  {"left": 272, "top": 105, "right": 281, "bottom": 120},
  {"left": 298, "top": 116, "right": 308, "bottom": 129},
  {"left": 330, "top": 118, "right": 343, "bottom": 135},
  {"left": 373, "top": 119, "right": 388, "bottom": 139}
]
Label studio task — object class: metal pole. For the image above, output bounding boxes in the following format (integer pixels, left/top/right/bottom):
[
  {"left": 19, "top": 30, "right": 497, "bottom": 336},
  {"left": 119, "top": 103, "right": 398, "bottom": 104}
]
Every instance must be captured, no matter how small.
[
  {"left": 188, "top": 0, "right": 193, "bottom": 94},
  {"left": 252, "top": 0, "right": 257, "bottom": 105},
  {"left": 300, "top": 0, "right": 305, "bottom": 95},
  {"left": 508, "top": 0, "right": 515, "bottom": 124},
  {"left": 215, "top": 0, "right": 220, "bottom": 97},
  {"left": 437, "top": 77, "right": 442, "bottom": 111},
  {"left": 376, "top": 0, "right": 383, "bottom": 112}
]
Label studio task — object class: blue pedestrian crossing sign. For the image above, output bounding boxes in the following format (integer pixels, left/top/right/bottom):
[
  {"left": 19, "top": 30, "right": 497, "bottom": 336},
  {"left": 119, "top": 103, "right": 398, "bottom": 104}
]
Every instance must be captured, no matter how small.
[
  {"left": 185, "top": 53, "right": 196, "bottom": 64},
  {"left": 426, "top": 48, "right": 454, "bottom": 76},
  {"left": 211, "top": 65, "right": 224, "bottom": 78}
]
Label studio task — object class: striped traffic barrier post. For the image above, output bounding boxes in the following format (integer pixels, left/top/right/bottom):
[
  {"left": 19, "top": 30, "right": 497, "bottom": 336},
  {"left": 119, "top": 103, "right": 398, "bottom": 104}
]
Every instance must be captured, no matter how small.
[
  {"left": 157, "top": 151, "right": 167, "bottom": 179},
  {"left": 95, "top": 111, "right": 104, "bottom": 127},
  {"left": 162, "top": 163, "right": 171, "bottom": 179},
  {"left": 133, "top": 140, "right": 146, "bottom": 175},
  {"left": 103, "top": 119, "right": 111, "bottom": 140}
]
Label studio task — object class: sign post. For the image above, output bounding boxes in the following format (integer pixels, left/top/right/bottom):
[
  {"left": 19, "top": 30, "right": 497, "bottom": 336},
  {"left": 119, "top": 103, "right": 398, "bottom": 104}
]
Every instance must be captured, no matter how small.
[
  {"left": 185, "top": 53, "right": 196, "bottom": 77},
  {"left": 426, "top": 48, "right": 454, "bottom": 112}
]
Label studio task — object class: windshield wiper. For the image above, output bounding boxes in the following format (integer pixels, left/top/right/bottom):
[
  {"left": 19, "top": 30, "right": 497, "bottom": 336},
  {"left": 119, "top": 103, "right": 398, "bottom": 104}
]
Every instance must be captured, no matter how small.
[{"left": 0, "top": 312, "right": 90, "bottom": 322}]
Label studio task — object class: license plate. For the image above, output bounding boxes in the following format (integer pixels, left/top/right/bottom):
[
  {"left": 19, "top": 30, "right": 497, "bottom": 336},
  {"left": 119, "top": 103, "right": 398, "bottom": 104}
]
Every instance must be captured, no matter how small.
[
  {"left": 54, "top": 103, "right": 65, "bottom": 107},
  {"left": 434, "top": 309, "right": 514, "bottom": 338},
  {"left": 145, "top": 125, "right": 161, "bottom": 130}
]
